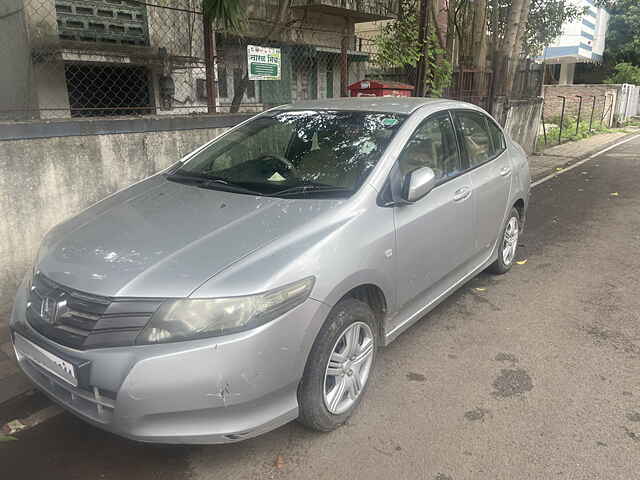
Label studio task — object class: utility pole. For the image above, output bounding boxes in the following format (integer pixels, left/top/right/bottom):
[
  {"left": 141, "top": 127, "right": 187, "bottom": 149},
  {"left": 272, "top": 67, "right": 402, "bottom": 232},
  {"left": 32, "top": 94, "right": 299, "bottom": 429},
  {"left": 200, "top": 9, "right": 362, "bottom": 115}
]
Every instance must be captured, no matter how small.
[{"left": 415, "top": 0, "right": 430, "bottom": 97}]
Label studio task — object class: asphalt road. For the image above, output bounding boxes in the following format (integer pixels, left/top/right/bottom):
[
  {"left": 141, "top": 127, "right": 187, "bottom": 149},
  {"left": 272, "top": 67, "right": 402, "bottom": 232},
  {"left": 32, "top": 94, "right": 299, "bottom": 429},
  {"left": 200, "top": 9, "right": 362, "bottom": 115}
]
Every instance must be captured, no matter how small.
[{"left": 2, "top": 136, "right": 640, "bottom": 480}]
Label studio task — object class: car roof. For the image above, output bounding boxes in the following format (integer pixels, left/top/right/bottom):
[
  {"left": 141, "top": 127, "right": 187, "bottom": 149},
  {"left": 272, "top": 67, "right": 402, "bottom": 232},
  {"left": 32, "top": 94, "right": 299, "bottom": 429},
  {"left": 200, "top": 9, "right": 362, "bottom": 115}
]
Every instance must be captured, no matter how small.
[{"left": 273, "top": 97, "right": 452, "bottom": 115}]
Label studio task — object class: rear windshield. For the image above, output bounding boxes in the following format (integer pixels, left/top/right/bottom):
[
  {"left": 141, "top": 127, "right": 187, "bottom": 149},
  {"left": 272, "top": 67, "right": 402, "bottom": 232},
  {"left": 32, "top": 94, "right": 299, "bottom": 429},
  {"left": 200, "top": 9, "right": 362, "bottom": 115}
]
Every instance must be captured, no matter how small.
[{"left": 172, "top": 110, "right": 407, "bottom": 197}]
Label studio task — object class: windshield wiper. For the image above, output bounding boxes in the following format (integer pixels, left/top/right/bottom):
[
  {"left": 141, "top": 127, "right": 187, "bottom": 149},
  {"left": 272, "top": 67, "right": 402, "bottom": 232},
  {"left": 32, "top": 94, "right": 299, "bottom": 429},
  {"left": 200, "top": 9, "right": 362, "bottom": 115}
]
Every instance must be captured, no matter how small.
[
  {"left": 167, "top": 173, "right": 264, "bottom": 196},
  {"left": 268, "top": 184, "right": 353, "bottom": 198}
]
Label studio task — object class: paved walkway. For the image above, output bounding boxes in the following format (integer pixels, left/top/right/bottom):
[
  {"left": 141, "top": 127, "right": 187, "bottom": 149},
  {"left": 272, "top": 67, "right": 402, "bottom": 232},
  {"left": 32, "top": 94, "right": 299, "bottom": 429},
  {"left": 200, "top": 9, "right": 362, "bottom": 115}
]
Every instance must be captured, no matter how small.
[
  {"left": 1, "top": 128, "right": 638, "bottom": 407},
  {"left": 530, "top": 128, "right": 640, "bottom": 180}
]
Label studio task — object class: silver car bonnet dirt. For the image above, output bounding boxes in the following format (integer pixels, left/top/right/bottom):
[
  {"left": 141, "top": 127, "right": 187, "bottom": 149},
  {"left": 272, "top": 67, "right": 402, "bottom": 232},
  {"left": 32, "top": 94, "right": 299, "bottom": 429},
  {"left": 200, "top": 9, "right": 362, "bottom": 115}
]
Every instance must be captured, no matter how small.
[{"left": 36, "top": 174, "right": 344, "bottom": 298}]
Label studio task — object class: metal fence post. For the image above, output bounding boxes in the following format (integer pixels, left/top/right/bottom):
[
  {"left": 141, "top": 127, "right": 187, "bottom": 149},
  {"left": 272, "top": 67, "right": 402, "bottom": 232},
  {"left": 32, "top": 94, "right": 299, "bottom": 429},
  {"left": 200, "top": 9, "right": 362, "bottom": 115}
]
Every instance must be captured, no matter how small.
[
  {"left": 589, "top": 95, "right": 596, "bottom": 132},
  {"left": 557, "top": 96, "right": 566, "bottom": 145},
  {"left": 541, "top": 102, "right": 547, "bottom": 146},
  {"left": 601, "top": 95, "right": 607, "bottom": 127},
  {"left": 575, "top": 95, "right": 583, "bottom": 136}
]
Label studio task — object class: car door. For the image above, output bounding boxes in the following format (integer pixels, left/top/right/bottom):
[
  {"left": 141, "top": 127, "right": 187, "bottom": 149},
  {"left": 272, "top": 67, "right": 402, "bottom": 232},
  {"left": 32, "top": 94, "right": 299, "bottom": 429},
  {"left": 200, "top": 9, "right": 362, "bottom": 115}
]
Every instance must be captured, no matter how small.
[
  {"left": 453, "top": 110, "right": 511, "bottom": 259},
  {"left": 393, "top": 111, "right": 475, "bottom": 309}
]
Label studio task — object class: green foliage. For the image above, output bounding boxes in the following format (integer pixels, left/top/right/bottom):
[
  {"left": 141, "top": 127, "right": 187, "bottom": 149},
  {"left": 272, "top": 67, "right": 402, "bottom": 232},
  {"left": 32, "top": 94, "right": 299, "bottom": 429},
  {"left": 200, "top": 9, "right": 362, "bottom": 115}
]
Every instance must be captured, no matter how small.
[
  {"left": 524, "top": 0, "right": 583, "bottom": 56},
  {"left": 373, "top": 0, "right": 421, "bottom": 69},
  {"left": 373, "top": 0, "right": 452, "bottom": 95},
  {"left": 604, "top": 63, "right": 640, "bottom": 85},
  {"left": 597, "top": 0, "right": 640, "bottom": 68},
  {"left": 202, "top": 0, "right": 245, "bottom": 32},
  {"left": 537, "top": 115, "right": 617, "bottom": 149}
]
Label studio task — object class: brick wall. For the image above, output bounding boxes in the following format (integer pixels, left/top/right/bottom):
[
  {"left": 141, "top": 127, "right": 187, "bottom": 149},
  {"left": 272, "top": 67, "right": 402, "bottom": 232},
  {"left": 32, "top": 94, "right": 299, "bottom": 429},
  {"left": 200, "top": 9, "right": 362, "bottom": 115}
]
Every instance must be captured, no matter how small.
[{"left": 542, "top": 84, "right": 618, "bottom": 127}]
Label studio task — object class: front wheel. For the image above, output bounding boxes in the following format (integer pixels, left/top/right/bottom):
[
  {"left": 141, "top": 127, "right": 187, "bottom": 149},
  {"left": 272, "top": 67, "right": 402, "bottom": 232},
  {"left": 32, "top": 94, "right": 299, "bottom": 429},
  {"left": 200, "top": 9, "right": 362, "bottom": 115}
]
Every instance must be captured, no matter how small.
[
  {"left": 297, "top": 298, "right": 378, "bottom": 432},
  {"left": 488, "top": 207, "right": 520, "bottom": 274}
]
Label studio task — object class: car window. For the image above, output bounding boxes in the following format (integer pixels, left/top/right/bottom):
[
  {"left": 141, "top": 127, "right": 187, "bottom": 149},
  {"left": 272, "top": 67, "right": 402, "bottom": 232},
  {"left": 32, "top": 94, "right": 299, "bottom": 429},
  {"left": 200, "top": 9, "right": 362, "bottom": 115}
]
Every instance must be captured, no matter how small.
[
  {"left": 455, "top": 111, "right": 493, "bottom": 168},
  {"left": 212, "top": 121, "right": 292, "bottom": 170},
  {"left": 487, "top": 118, "right": 506, "bottom": 157},
  {"left": 173, "top": 110, "right": 407, "bottom": 197},
  {"left": 397, "top": 113, "right": 461, "bottom": 181}
]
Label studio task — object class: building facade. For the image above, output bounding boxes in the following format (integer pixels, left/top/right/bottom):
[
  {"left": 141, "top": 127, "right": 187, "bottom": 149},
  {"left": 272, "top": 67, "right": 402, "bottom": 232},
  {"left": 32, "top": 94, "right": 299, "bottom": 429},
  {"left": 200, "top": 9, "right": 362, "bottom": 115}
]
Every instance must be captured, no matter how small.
[
  {"left": 0, "top": 0, "right": 396, "bottom": 120},
  {"left": 540, "top": 0, "right": 610, "bottom": 85}
]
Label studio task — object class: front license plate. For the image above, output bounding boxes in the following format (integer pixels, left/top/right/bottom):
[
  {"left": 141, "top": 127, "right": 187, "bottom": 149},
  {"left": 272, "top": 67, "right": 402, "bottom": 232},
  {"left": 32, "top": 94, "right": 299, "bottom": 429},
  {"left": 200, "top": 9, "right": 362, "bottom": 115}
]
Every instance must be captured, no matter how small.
[{"left": 14, "top": 333, "right": 78, "bottom": 387}]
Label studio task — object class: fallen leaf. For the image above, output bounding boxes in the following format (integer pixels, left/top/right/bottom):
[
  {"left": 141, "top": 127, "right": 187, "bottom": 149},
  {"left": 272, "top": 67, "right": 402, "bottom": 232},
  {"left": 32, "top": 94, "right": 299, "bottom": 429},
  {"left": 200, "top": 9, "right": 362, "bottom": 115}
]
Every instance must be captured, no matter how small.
[
  {"left": 556, "top": 167, "right": 564, "bottom": 171},
  {"left": 474, "top": 287, "right": 486, "bottom": 292},
  {"left": 610, "top": 192, "right": 619, "bottom": 196},
  {"left": 3, "top": 420, "right": 26, "bottom": 435},
  {"left": 274, "top": 455, "right": 285, "bottom": 469},
  {"left": 516, "top": 259, "right": 528, "bottom": 265}
]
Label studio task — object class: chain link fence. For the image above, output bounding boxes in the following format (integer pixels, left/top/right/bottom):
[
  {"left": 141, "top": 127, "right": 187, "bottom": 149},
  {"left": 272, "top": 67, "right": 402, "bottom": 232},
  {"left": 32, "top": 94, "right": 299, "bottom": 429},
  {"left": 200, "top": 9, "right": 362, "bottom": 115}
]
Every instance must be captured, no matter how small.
[{"left": 0, "top": 0, "right": 389, "bottom": 121}]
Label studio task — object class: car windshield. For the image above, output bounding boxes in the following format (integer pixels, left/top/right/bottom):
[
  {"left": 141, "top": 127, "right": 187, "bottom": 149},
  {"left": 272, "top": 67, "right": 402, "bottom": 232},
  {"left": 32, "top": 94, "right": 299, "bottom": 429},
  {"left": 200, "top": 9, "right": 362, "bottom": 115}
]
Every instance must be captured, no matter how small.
[{"left": 170, "top": 109, "right": 407, "bottom": 197}]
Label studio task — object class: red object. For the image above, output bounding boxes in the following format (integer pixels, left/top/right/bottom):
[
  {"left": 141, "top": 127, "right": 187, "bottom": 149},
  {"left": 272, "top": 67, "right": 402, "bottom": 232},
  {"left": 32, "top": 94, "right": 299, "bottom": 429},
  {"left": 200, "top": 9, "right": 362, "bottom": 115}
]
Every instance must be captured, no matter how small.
[{"left": 348, "top": 80, "right": 415, "bottom": 97}]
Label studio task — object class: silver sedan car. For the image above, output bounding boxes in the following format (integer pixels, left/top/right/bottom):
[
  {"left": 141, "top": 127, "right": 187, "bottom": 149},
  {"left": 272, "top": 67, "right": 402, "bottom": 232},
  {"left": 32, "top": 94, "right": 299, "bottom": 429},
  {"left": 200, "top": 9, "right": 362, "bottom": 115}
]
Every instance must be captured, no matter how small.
[{"left": 10, "top": 98, "right": 529, "bottom": 443}]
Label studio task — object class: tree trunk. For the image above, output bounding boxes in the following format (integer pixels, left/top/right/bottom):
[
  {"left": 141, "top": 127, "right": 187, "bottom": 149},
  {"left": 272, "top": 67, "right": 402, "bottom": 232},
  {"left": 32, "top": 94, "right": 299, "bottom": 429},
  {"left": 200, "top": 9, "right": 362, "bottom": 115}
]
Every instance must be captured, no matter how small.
[
  {"left": 415, "top": 0, "right": 430, "bottom": 96},
  {"left": 505, "top": 0, "right": 531, "bottom": 96},
  {"left": 230, "top": 0, "right": 291, "bottom": 113},
  {"left": 494, "top": 0, "right": 525, "bottom": 97},
  {"left": 431, "top": 0, "right": 446, "bottom": 52},
  {"left": 445, "top": 0, "right": 456, "bottom": 64},
  {"left": 471, "top": 0, "right": 487, "bottom": 71}
]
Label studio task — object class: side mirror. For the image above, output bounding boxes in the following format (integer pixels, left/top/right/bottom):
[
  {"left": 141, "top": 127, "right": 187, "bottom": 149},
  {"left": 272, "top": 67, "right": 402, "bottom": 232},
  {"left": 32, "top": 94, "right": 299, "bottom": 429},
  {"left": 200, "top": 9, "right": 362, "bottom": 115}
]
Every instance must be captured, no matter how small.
[{"left": 403, "top": 166, "right": 437, "bottom": 202}]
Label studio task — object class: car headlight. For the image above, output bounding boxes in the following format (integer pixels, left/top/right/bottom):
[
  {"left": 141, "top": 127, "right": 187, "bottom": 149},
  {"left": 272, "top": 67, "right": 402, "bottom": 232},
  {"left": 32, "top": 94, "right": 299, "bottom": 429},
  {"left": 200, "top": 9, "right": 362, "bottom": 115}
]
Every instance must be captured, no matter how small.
[{"left": 136, "top": 277, "right": 315, "bottom": 345}]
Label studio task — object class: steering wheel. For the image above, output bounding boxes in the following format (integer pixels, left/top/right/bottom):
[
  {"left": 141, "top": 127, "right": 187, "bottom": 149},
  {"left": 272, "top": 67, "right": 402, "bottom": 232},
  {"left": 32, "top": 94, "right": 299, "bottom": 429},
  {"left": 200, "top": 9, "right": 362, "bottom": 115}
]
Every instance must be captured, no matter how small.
[{"left": 259, "top": 154, "right": 297, "bottom": 173}]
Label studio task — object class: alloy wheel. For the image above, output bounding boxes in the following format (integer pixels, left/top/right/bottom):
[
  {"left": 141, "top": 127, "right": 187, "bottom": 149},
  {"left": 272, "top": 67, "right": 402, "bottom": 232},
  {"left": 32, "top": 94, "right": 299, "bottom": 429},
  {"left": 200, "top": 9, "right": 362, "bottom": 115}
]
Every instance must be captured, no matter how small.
[
  {"left": 323, "top": 321, "right": 374, "bottom": 415},
  {"left": 502, "top": 216, "right": 519, "bottom": 265}
]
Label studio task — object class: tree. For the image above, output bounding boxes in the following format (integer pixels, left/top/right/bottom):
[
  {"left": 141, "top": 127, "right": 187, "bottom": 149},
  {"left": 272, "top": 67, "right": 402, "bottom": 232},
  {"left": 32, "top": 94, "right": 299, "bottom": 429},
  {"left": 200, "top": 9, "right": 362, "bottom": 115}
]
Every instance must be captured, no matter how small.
[
  {"left": 373, "top": 0, "right": 452, "bottom": 95},
  {"left": 374, "top": 0, "right": 583, "bottom": 97},
  {"left": 228, "top": 0, "right": 293, "bottom": 112},
  {"left": 597, "top": 0, "right": 640, "bottom": 68},
  {"left": 604, "top": 63, "right": 640, "bottom": 85},
  {"left": 202, "top": 0, "right": 245, "bottom": 32},
  {"left": 202, "top": 0, "right": 246, "bottom": 113}
]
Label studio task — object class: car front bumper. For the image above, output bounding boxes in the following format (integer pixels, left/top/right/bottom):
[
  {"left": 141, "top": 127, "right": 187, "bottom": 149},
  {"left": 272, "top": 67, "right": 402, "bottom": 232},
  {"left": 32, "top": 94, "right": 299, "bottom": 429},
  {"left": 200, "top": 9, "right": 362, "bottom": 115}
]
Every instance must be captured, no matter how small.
[{"left": 10, "top": 279, "right": 330, "bottom": 444}]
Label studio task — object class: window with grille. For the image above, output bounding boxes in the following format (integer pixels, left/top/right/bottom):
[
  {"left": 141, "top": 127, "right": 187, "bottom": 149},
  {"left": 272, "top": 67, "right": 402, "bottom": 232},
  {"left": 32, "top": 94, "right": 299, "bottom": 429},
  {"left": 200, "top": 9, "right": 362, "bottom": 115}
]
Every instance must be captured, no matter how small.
[{"left": 64, "top": 63, "right": 154, "bottom": 117}]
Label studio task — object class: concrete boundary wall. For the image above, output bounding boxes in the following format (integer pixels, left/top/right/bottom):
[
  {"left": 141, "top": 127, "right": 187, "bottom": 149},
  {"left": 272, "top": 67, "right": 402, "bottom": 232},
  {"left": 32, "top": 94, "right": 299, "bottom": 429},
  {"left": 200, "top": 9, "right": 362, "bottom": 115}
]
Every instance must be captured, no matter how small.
[
  {"left": 492, "top": 97, "right": 544, "bottom": 154},
  {"left": 0, "top": 116, "right": 246, "bottom": 319}
]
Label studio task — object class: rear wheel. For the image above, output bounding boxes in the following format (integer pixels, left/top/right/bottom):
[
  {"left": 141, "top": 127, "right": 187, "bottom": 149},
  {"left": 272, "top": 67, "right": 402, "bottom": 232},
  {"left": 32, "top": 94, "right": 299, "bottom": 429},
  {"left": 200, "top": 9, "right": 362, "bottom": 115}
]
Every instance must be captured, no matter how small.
[
  {"left": 297, "top": 298, "right": 377, "bottom": 432},
  {"left": 488, "top": 207, "right": 520, "bottom": 274}
]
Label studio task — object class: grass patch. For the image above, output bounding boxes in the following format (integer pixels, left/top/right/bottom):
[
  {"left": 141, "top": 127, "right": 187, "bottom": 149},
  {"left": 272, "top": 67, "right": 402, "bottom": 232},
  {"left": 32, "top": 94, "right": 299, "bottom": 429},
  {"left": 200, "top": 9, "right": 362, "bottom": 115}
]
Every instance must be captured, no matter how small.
[{"left": 537, "top": 115, "right": 638, "bottom": 150}]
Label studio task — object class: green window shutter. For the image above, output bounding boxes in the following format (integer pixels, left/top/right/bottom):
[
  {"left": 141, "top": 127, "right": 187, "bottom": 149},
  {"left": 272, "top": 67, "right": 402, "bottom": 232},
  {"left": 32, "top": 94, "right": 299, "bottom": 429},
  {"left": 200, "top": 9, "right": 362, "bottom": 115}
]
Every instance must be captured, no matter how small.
[
  {"left": 260, "top": 48, "right": 292, "bottom": 106},
  {"left": 326, "top": 64, "right": 334, "bottom": 98}
]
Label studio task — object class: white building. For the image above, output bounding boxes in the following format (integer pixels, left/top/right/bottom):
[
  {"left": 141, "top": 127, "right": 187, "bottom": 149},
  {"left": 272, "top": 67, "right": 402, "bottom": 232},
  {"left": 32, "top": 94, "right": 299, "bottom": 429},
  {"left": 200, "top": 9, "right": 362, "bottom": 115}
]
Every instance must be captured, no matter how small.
[{"left": 539, "top": 0, "right": 610, "bottom": 84}]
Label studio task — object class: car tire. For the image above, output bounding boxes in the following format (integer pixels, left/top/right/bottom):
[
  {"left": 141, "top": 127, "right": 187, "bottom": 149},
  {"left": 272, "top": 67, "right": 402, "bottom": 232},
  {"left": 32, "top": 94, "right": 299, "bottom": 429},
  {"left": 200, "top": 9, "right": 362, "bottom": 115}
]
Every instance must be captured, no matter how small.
[
  {"left": 297, "top": 297, "right": 378, "bottom": 432},
  {"left": 488, "top": 207, "right": 520, "bottom": 275}
]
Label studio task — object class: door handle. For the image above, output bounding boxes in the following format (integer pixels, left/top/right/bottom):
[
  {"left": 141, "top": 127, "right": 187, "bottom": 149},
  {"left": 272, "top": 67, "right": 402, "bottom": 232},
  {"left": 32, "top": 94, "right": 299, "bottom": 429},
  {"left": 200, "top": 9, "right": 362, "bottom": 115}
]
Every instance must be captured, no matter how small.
[
  {"left": 500, "top": 166, "right": 512, "bottom": 177},
  {"left": 453, "top": 186, "right": 471, "bottom": 202}
]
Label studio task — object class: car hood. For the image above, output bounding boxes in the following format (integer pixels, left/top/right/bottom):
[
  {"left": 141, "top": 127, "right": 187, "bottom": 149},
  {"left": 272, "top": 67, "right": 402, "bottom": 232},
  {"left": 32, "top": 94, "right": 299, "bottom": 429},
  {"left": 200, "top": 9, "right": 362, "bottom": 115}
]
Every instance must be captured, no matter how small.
[{"left": 37, "top": 176, "right": 342, "bottom": 298}]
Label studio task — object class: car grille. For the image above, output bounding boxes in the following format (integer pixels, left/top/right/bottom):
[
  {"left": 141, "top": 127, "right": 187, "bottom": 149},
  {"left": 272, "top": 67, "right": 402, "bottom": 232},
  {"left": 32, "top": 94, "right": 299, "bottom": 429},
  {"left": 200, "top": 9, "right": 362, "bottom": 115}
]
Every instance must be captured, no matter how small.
[{"left": 26, "top": 272, "right": 165, "bottom": 349}]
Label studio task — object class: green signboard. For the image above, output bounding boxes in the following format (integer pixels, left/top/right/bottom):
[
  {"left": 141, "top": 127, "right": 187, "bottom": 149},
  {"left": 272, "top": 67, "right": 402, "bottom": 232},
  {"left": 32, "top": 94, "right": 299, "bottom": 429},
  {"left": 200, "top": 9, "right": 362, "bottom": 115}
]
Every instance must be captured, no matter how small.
[{"left": 247, "top": 45, "right": 281, "bottom": 81}]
